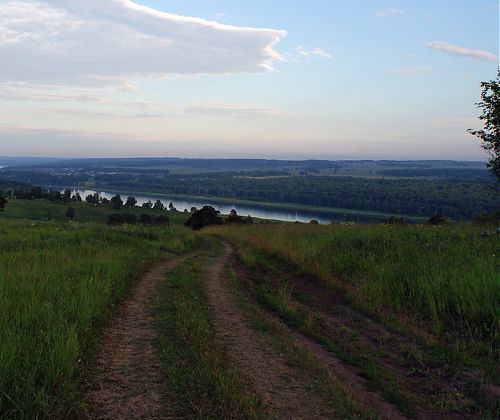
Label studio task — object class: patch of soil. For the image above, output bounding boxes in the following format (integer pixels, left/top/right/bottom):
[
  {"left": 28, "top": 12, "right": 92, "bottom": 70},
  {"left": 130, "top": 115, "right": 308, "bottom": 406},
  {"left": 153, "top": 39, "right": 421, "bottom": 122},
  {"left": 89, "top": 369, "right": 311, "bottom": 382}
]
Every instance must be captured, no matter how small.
[
  {"left": 83, "top": 252, "right": 197, "bottom": 419},
  {"left": 204, "top": 242, "right": 332, "bottom": 419}
]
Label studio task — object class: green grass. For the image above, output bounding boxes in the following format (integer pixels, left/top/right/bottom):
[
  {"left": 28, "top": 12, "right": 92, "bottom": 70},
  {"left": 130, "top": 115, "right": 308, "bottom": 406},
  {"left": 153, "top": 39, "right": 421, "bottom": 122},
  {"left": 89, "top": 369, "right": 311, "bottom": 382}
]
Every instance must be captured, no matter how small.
[
  {"left": 209, "top": 224, "right": 499, "bottom": 359},
  {"left": 230, "top": 260, "right": 415, "bottom": 416},
  {"left": 157, "top": 253, "right": 267, "bottom": 418},
  {"left": 223, "top": 265, "right": 375, "bottom": 419},
  {"left": 0, "top": 219, "right": 197, "bottom": 418},
  {"left": 0, "top": 198, "right": 190, "bottom": 225}
]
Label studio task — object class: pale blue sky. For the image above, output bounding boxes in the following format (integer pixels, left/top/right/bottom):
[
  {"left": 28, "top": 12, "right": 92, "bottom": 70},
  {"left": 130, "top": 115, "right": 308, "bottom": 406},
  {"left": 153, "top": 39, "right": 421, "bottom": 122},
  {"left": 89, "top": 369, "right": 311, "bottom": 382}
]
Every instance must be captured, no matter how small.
[{"left": 0, "top": 0, "right": 498, "bottom": 159}]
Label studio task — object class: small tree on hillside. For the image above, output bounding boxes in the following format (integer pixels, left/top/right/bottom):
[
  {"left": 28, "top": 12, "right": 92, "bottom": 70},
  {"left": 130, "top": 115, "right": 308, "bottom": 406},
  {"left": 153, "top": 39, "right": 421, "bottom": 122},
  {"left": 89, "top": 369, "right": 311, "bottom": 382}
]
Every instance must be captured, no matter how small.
[
  {"left": 427, "top": 213, "right": 446, "bottom": 225},
  {"left": 65, "top": 206, "right": 75, "bottom": 221},
  {"left": 185, "top": 206, "right": 223, "bottom": 230},
  {"left": 153, "top": 200, "right": 164, "bottom": 210},
  {"left": 469, "top": 68, "right": 500, "bottom": 181},
  {"left": 110, "top": 194, "right": 123, "bottom": 210},
  {"left": 63, "top": 189, "right": 72, "bottom": 202},
  {"left": 142, "top": 200, "right": 153, "bottom": 209},
  {"left": 125, "top": 196, "right": 137, "bottom": 208}
]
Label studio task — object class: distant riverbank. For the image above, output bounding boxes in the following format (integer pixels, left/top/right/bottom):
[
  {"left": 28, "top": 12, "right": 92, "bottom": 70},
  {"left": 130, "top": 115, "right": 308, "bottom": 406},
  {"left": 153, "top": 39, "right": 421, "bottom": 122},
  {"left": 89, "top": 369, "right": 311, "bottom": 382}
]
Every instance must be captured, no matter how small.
[{"left": 66, "top": 188, "right": 426, "bottom": 224}]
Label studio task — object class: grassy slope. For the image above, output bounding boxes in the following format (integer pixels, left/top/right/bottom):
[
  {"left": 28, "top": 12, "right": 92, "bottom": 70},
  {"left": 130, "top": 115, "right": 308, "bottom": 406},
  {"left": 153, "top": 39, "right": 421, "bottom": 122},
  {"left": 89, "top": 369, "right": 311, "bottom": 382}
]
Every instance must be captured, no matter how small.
[
  {"left": 0, "top": 220, "right": 197, "bottom": 418},
  {"left": 0, "top": 198, "right": 190, "bottom": 225},
  {"left": 209, "top": 224, "right": 499, "bottom": 361}
]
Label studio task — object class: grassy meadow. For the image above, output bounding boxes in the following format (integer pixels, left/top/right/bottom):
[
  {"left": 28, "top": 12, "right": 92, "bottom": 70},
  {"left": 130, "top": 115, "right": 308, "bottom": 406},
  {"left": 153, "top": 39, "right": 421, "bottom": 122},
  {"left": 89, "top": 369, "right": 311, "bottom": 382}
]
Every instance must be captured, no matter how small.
[
  {"left": 0, "top": 219, "right": 197, "bottom": 418},
  {"left": 209, "top": 224, "right": 499, "bottom": 359},
  {"left": 0, "top": 198, "right": 190, "bottom": 225}
]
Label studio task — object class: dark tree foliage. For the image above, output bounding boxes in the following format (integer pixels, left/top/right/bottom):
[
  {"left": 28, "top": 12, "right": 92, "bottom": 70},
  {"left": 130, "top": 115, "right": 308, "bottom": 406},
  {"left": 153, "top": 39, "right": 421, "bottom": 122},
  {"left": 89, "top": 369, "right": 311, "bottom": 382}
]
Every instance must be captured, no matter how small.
[
  {"left": 469, "top": 69, "right": 500, "bottom": 180},
  {"left": 86, "top": 193, "right": 100, "bottom": 205},
  {"left": 185, "top": 206, "right": 223, "bottom": 230},
  {"left": 226, "top": 209, "right": 254, "bottom": 224},
  {"left": 427, "top": 213, "right": 447, "bottom": 225},
  {"left": 65, "top": 206, "right": 75, "bottom": 220},
  {"left": 153, "top": 200, "right": 164, "bottom": 210},
  {"left": 140, "top": 213, "right": 153, "bottom": 225},
  {"left": 107, "top": 213, "right": 137, "bottom": 225},
  {"left": 125, "top": 196, "right": 137, "bottom": 208},
  {"left": 63, "top": 189, "right": 72, "bottom": 202},
  {"left": 110, "top": 194, "right": 123, "bottom": 210},
  {"left": 0, "top": 195, "right": 7, "bottom": 211},
  {"left": 142, "top": 200, "right": 153, "bottom": 209}
]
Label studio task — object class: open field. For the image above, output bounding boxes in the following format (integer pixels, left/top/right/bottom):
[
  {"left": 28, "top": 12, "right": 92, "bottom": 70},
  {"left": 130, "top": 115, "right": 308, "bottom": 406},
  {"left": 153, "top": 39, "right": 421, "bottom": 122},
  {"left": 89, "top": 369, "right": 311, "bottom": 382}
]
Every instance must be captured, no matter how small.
[
  {"left": 1, "top": 206, "right": 499, "bottom": 418},
  {"left": 0, "top": 220, "right": 197, "bottom": 418},
  {"left": 0, "top": 198, "right": 190, "bottom": 225},
  {"left": 206, "top": 225, "right": 499, "bottom": 417},
  {"left": 209, "top": 224, "right": 499, "bottom": 353}
]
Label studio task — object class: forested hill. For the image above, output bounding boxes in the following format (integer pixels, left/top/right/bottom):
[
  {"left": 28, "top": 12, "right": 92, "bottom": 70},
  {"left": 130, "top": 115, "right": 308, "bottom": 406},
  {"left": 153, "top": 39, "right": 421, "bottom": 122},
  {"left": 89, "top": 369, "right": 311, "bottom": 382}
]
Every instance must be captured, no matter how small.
[{"left": 1, "top": 165, "right": 498, "bottom": 219}]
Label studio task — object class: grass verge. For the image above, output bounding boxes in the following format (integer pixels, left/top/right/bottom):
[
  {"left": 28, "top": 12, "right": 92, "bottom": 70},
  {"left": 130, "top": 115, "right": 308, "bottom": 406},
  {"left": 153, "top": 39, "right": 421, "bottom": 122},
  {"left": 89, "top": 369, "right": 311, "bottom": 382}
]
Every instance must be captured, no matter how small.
[
  {"left": 156, "top": 254, "right": 267, "bottom": 418},
  {"left": 0, "top": 219, "right": 197, "bottom": 418}
]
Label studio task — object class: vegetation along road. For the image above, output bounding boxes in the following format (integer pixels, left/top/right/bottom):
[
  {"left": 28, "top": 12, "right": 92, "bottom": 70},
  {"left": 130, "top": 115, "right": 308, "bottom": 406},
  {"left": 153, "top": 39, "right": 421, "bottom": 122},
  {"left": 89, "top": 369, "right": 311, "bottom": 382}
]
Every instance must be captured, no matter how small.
[{"left": 0, "top": 215, "right": 498, "bottom": 418}]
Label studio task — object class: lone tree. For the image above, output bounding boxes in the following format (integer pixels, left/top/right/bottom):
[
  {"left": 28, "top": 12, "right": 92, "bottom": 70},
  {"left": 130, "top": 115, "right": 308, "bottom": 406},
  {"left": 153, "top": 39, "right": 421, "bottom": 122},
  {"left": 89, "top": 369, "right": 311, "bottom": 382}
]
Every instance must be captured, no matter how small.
[
  {"left": 0, "top": 195, "right": 7, "bottom": 211},
  {"left": 65, "top": 206, "right": 75, "bottom": 221},
  {"left": 469, "top": 68, "right": 500, "bottom": 180},
  {"left": 125, "top": 196, "right": 137, "bottom": 208},
  {"left": 185, "top": 206, "right": 223, "bottom": 230},
  {"left": 153, "top": 200, "right": 164, "bottom": 210},
  {"left": 110, "top": 194, "right": 123, "bottom": 210}
]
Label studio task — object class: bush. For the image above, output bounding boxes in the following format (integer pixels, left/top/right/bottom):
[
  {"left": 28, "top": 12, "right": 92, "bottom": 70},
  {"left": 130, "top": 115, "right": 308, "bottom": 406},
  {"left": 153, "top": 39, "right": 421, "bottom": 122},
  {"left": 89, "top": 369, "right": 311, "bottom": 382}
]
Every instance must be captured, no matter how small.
[{"left": 185, "top": 206, "right": 223, "bottom": 230}]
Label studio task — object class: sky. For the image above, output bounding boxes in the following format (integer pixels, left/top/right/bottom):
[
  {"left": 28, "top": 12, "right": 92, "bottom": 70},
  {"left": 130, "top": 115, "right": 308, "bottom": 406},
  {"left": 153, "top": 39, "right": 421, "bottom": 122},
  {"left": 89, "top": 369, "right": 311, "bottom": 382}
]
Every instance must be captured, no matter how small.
[{"left": 0, "top": 0, "right": 498, "bottom": 160}]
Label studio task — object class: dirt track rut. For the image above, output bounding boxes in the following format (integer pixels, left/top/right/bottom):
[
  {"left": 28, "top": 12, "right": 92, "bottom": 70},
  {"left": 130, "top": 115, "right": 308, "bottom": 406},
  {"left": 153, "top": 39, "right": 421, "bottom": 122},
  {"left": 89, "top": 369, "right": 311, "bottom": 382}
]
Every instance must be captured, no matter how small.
[
  {"left": 205, "top": 242, "right": 333, "bottom": 419},
  {"left": 84, "top": 253, "right": 196, "bottom": 419}
]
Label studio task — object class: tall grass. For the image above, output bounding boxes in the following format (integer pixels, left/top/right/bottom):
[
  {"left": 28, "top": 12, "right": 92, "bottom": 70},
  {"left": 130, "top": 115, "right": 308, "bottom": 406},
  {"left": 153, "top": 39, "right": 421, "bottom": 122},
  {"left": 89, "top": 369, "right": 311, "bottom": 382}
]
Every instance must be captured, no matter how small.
[
  {"left": 0, "top": 220, "right": 196, "bottom": 418},
  {"left": 157, "top": 256, "right": 266, "bottom": 418},
  {"left": 211, "top": 224, "right": 499, "bottom": 349}
]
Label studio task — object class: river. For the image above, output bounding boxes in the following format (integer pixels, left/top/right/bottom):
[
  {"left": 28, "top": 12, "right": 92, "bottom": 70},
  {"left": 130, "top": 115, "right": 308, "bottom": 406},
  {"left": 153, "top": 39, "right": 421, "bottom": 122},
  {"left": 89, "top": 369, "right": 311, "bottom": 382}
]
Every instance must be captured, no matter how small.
[{"left": 68, "top": 189, "right": 375, "bottom": 224}]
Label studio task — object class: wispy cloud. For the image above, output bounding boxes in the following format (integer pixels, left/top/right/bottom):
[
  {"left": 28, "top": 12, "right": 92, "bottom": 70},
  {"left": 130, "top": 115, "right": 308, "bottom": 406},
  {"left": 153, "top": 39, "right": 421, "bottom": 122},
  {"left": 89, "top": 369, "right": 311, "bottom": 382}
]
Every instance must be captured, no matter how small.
[
  {"left": 0, "top": 0, "right": 287, "bottom": 87},
  {"left": 372, "top": 8, "right": 405, "bottom": 18},
  {"left": 394, "top": 66, "right": 431, "bottom": 77},
  {"left": 283, "top": 46, "right": 333, "bottom": 62},
  {"left": 295, "top": 46, "right": 333, "bottom": 59},
  {"left": 426, "top": 42, "right": 498, "bottom": 63},
  {"left": 185, "top": 104, "right": 295, "bottom": 119}
]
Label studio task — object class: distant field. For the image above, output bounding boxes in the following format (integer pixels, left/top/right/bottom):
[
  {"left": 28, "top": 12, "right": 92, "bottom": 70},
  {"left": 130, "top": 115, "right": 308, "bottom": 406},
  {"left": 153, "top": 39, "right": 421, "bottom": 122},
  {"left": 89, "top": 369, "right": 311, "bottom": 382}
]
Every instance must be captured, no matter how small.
[
  {"left": 0, "top": 220, "right": 197, "bottom": 418},
  {"left": 211, "top": 223, "right": 500, "bottom": 357},
  {"left": 0, "top": 198, "right": 190, "bottom": 225}
]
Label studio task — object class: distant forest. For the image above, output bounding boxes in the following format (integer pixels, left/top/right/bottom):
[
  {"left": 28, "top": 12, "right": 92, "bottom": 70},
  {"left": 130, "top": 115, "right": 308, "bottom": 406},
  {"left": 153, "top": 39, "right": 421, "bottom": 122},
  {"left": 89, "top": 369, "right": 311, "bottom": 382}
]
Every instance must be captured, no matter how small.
[{"left": 1, "top": 167, "right": 498, "bottom": 219}]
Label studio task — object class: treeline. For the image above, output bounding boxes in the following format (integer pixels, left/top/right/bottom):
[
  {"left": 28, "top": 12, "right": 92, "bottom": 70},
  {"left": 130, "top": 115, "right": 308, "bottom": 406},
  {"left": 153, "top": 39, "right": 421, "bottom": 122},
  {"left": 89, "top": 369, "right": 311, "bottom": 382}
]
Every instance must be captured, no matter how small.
[
  {"left": 382, "top": 168, "right": 490, "bottom": 180},
  {"left": 2, "top": 171, "right": 498, "bottom": 220},
  {"left": 92, "top": 174, "right": 499, "bottom": 220}
]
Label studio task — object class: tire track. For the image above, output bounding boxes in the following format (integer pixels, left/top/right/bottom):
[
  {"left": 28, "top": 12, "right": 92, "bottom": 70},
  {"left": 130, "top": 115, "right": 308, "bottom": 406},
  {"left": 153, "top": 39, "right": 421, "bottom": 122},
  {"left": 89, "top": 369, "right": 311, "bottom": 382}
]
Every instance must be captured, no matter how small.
[
  {"left": 204, "top": 241, "right": 333, "bottom": 419},
  {"left": 83, "top": 252, "right": 198, "bottom": 419}
]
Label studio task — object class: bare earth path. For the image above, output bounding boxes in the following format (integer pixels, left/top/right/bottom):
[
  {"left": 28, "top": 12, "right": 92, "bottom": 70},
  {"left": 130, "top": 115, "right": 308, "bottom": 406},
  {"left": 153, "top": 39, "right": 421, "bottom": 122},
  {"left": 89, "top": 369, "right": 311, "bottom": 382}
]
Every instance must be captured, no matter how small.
[
  {"left": 83, "top": 252, "right": 196, "bottom": 419},
  {"left": 204, "top": 241, "right": 332, "bottom": 419}
]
